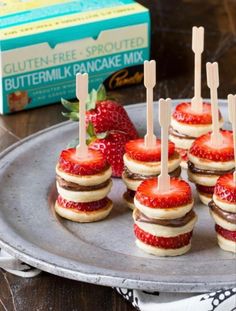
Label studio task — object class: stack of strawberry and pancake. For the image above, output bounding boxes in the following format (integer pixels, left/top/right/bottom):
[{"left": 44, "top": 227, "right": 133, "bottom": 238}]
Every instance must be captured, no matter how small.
[
  {"left": 169, "top": 102, "right": 223, "bottom": 168},
  {"left": 122, "top": 138, "right": 181, "bottom": 210},
  {"left": 55, "top": 148, "right": 113, "bottom": 222}
]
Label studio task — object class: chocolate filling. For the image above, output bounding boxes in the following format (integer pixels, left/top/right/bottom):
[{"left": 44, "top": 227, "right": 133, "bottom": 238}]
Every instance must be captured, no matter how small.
[
  {"left": 209, "top": 201, "right": 236, "bottom": 224},
  {"left": 124, "top": 165, "right": 181, "bottom": 181},
  {"left": 123, "top": 190, "right": 135, "bottom": 203},
  {"left": 169, "top": 126, "right": 195, "bottom": 140},
  {"left": 56, "top": 175, "right": 110, "bottom": 191},
  {"left": 188, "top": 161, "right": 234, "bottom": 176},
  {"left": 134, "top": 209, "right": 196, "bottom": 227}
]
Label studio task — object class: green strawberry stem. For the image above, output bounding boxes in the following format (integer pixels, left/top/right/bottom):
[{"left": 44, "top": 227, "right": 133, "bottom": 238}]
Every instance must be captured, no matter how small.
[
  {"left": 67, "top": 122, "right": 108, "bottom": 148},
  {"left": 61, "top": 84, "right": 108, "bottom": 121}
]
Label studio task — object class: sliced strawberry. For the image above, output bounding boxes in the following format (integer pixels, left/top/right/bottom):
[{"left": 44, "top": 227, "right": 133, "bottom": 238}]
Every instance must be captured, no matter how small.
[
  {"left": 134, "top": 224, "right": 192, "bottom": 249},
  {"left": 89, "top": 130, "right": 129, "bottom": 177},
  {"left": 136, "top": 177, "right": 192, "bottom": 208},
  {"left": 173, "top": 102, "right": 222, "bottom": 124},
  {"left": 189, "top": 130, "right": 234, "bottom": 162},
  {"left": 215, "top": 224, "right": 236, "bottom": 242},
  {"left": 125, "top": 138, "right": 175, "bottom": 162},
  {"left": 196, "top": 184, "right": 215, "bottom": 194},
  {"left": 214, "top": 173, "right": 236, "bottom": 203},
  {"left": 175, "top": 147, "right": 188, "bottom": 162},
  {"left": 57, "top": 196, "right": 109, "bottom": 211},
  {"left": 58, "top": 148, "right": 108, "bottom": 175}
]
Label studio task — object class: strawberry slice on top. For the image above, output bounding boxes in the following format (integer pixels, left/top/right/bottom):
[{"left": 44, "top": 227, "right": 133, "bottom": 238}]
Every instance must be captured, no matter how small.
[
  {"left": 214, "top": 173, "right": 236, "bottom": 203},
  {"left": 135, "top": 177, "right": 192, "bottom": 208},
  {"left": 58, "top": 148, "right": 108, "bottom": 175},
  {"left": 125, "top": 138, "right": 175, "bottom": 162},
  {"left": 189, "top": 130, "right": 234, "bottom": 162},
  {"left": 173, "top": 102, "right": 222, "bottom": 125}
]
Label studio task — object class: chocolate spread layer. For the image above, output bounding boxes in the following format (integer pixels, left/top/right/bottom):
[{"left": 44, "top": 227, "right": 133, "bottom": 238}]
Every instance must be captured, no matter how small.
[
  {"left": 209, "top": 201, "right": 236, "bottom": 224},
  {"left": 188, "top": 161, "right": 234, "bottom": 176},
  {"left": 56, "top": 175, "right": 110, "bottom": 191},
  {"left": 123, "top": 190, "right": 135, "bottom": 203},
  {"left": 124, "top": 165, "right": 181, "bottom": 181},
  {"left": 133, "top": 209, "right": 196, "bottom": 227},
  {"left": 169, "top": 126, "right": 195, "bottom": 140}
]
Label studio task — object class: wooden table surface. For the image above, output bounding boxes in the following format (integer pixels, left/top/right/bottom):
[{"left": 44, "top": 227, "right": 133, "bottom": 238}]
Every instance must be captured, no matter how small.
[{"left": 0, "top": 1, "right": 236, "bottom": 310}]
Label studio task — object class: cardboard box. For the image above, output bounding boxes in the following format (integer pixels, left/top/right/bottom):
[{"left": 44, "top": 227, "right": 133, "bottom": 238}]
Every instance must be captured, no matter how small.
[{"left": 0, "top": 0, "right": 150, "bottom": 114}]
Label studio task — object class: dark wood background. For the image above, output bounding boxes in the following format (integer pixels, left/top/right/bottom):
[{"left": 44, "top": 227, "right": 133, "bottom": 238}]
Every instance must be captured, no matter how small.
[{"left": 0, "top": 1, "right": 235, "bottom": 310}]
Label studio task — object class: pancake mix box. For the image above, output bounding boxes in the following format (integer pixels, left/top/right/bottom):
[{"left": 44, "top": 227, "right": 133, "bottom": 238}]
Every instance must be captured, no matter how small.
[{"left": 0, "top": 0, "right": 150, "bottom": 114}]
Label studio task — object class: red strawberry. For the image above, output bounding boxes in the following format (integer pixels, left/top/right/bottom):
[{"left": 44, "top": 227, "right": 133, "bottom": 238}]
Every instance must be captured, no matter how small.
[
  {"left": 57, "top": 196, "right": 109, "bottom": 212},
  {"left": 61, "top": 85, "right": 138, "bottom": 139},
  {"left": 189, "top": 130, "right": 234, "bottom": 162},
  {"left": 89, "top": 129, "right": 130, "bottom": 177},
  {"left": 215, "top": 224, "right": 236, "bottom": 242},
  {"left": 135, "top": 177, "right": 192, "bottom": 208},
  {"left": 173, "top": 102, "right": 222, "bottom": 124},
  {"left": 134, "top": 224, "right": 192, "bottom": 249},
  {"left": 196, "top": 184, "right": 215, "bottom": 194},
  {"left": 125, "top": 138, "right": 175, "bottom": 162},
  {"left": 214, "top": 173, "right": 236, "bottom": 203},
  {"left": 58, "top": 148, "right": 108, "bottom": 175},
  {"left": 175, "top": 147, "right": 188, "bottom": 162}
]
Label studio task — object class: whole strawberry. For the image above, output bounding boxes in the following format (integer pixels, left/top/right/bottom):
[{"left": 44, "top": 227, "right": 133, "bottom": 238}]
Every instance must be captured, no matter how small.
[
  {"left": 61, "top": 84, "right": 138, "bottom": 139},
  {"left": 88, "top": 125, "right": 130, "bottom": 177}
]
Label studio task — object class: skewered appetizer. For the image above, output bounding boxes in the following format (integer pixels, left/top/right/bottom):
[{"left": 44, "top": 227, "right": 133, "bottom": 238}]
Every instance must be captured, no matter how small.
[
  {"left": 188, "top": 130, "right": 234, "bottom": 205},
  {"left": 133, "top": 177, "right": 197, "bottom": 256},
  {"left": 55, "top": 148, "right": 113, "bottom": 222},
  {"left": 169, "top": 102, "right": 223, "bottom": 168},
  {"left": 122, "top": 138, "right": 181, "bottom": 209},
  {"left": 209, "top": 174, "right": 236, "bottom": 253}
]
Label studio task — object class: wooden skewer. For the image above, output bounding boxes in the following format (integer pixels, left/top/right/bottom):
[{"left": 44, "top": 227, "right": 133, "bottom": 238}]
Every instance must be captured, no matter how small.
[
  {"left": 227, "top": 94, "right": 236, "bottom": 183},
  {"left": 75, "top": 73, "right": 88, "bottom": 157},
  {"left": 191, "top": 26, "right": 204, "bottom": 113},
  {"left": 158, "top": 98, "right": 171, "bottom": 193},
  {"left": 206, "top": 62, "right": 222, "bottom": 146},
  {"left": 144, "top": 60, "right": 156, "bottom": 148}
]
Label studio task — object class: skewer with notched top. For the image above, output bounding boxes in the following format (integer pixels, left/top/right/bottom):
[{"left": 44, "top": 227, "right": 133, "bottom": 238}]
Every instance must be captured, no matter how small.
[
  {"left": 206, "top": 62, "right": 222, "bottom": 147},
  {"left": 158, "top": 98, "right": 172, "bottom": 193},
  {"left": 75, "top": 73, "right": 89, "bottom": 158},
  {"left": 144, "top": 60, "right": 156, "bottom": 148},
  {"left": 191, "top": 26, "right": 204, "bottom": 113},
  {"left": 228, "top": 94, "right": 236, "bottom": 183}
]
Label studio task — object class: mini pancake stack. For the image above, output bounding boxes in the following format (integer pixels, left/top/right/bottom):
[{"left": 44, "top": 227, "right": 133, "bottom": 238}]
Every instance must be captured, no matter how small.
[
  {"left": 169, "top": 102, "right": 223, "bottom": 168},
  {"left": 122, "top": 138, "right": 181, "bottom": 210},
  {"left": 188, "top": 130, "right": 234, "bottom": 205},
  {"left": 209, "top": 173, "right": 236, "bottom": 253},
  {"left": 133, "top": 177, "right": 197, "bottom": 256},
  {"left": 55, "top": 148, "right": 113, "bottom": 222}
]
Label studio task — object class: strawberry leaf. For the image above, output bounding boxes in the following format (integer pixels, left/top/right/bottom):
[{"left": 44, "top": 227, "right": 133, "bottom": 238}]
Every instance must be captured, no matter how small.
[
  {"left": 61, "top": 98, "right": 79, "bottom": 112},
  {"left": 86, "top": 89, "right": 97, "bottom": 110},
  {"left": 67, "top": 138, "right": 79, "bottom": 148},
  {"left": 62, "top": 111, "right": 79, "bottom": 121},
  {"left": 97, "top": 84, "right": 106, "bottom": 101},
  {"left": 87, "top": 121, "right": 96, "bottom": 137},
  {"left": 96, "top": 131, "right": 108, "bottom": 139}
]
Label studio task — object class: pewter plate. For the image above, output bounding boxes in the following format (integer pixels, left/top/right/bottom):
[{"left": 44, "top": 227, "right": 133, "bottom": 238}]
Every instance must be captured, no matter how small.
[{"left": 0, "top": 100, "right": 235, "bottom": 293}]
